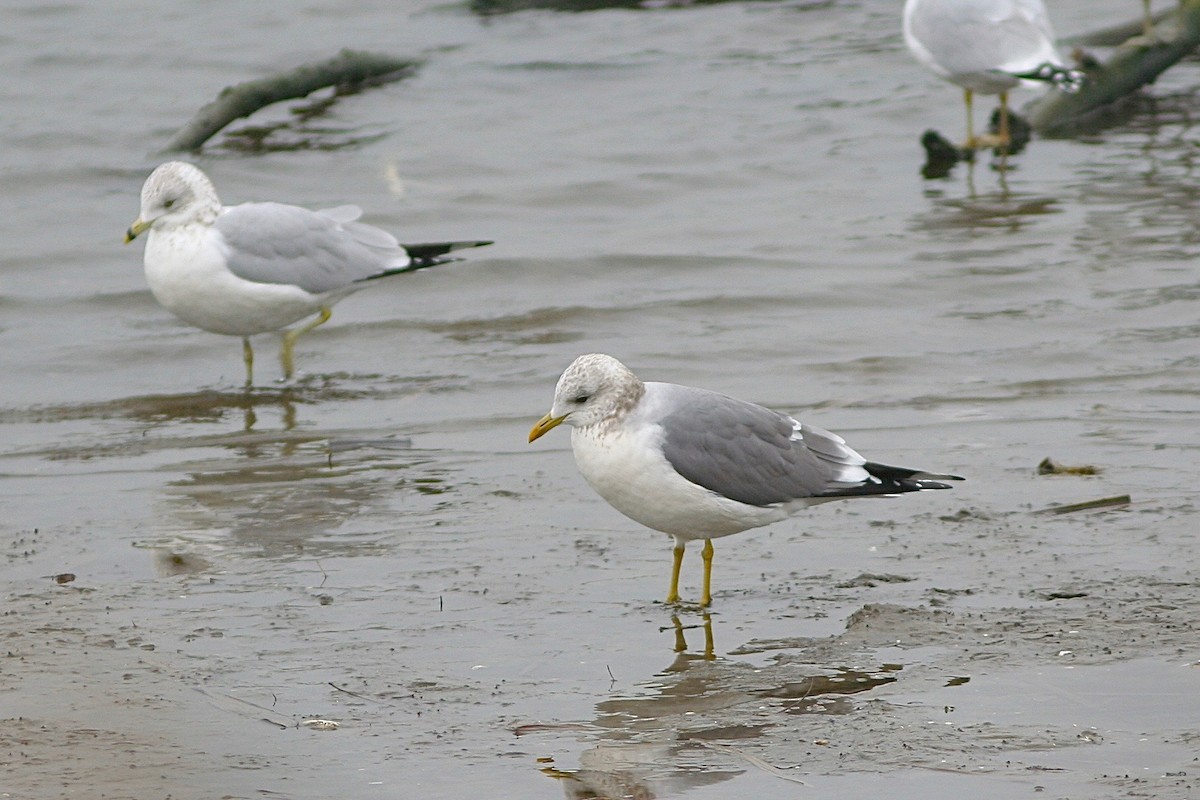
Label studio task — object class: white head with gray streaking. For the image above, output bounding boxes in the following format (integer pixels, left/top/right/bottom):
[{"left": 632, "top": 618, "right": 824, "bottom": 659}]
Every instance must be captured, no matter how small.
[
  {"left": 530, "top": 353, "right": 646, "bottom": 438},
  {"left": 125, "top": 161, "right": 220, "bottom": 243}
]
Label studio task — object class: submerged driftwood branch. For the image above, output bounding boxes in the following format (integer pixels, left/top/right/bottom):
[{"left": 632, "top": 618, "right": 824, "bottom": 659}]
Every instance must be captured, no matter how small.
[
  {"left": 163, "top": 49, "right": 420, "bottom": 152},
  {"left": 1065, "top": 8, "right": 1176, "bottom": 48},
  {"left": 1026, "top": 0, "right": 1200, "bottom": 136}
]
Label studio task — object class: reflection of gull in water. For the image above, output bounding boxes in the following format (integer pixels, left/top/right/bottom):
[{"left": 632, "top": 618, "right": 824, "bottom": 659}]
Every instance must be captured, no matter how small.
[
  {"left": 540, "top": 615, "right": 742, "bottom": 799},
  {"left": 535, "top": 615, "right": 902, "bottom": 796},
  {"left": 903, "top": 0, "right": 1083, "bottom": 150},
  {"left": 124, "top": 161, "right": 491, "bottom": 386},
  {"left": 165, "top": 432, "right": 429, "bottom": 560},
  {"left": 529, "top": 354, "right": 961, "bottom": 607}
]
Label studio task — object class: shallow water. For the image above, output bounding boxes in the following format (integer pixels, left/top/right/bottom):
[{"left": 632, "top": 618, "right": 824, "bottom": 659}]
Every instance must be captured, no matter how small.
[{"left": 2, "top": 0, "right": 1199, "bottom": 798}]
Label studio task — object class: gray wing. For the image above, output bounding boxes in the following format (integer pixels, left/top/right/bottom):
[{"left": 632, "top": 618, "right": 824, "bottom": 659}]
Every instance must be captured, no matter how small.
[
  {"left": 215, "top": 202, "right": 410, "bottom": 294},
  {"left": 655, "top": 385, "right": 871, "bottom": 508}
]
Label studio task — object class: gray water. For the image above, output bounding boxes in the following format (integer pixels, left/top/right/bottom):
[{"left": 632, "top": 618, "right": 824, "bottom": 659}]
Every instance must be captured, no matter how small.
[{"left": 2, "top": 1, "right": 1199, "bottom": 798}]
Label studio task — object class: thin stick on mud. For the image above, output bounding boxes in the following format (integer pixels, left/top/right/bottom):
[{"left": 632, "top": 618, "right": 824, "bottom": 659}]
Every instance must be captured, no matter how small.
[
  {"left": 1037, "top": 494, "right": 1132, "bottom": 515},
  {"left": 163, "top": 49, "right": 420, "bottom": 152},
  {"left": 328, "top": 682, "right": 376, "bottom": 702},
  {"left": 693, "top": 741, "right": 808, "bottom": 786},
  {"left": 1026, "top": 0, "right": 1200, "bottom": 136}
]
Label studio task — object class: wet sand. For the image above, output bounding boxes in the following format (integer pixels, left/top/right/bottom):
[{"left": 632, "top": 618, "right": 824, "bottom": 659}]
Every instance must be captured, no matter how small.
[{"left": 2, "top": 0, "right": 1199, "bottom": 798}]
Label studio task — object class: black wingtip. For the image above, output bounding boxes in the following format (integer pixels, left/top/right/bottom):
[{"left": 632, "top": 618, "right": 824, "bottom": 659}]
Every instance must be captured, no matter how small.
[
  {"left": 910, "top": 480, "right": 955, "bottom": 491},
  {"left": 361, "top": 240, "right": 492, "bottom": 282},
  {"left": 402, "top": 240, "right": 494, "bottom": 261},
  {"left": 865, "top": 462, "right": 963, "bottom": 484},
  {"left": 1011, "top": 63, "right": 1085, "bottom": 93}
]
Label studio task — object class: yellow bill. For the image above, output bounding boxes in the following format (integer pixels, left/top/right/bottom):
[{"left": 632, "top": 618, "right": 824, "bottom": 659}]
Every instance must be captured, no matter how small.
[
  {"left": 124, "top": 218, "right": 151, "bottom": 244},
  {"left": 528, "top": 413, "right": 567, "bottom": 443}
]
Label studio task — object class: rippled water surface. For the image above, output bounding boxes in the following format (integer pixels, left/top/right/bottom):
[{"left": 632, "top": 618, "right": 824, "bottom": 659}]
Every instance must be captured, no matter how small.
[{"left": 3, "top": 1, "right": 1199, "bottom": 798}]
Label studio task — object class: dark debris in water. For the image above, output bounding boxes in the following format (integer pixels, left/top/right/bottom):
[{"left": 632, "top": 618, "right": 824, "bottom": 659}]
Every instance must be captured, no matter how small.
[
  {"left": 1040, "top": 590, "right": 1090, "bottom": 601},
  {"left": 153, "top": 551, "right": 212, "bottom": 577},
  {"left": 215, "top": 93, "right": 369, "bottom": 152},
  {"left": 919, "top": 108, "right": 1032, "bottom": 179},
  {"left": 919, "top": 129, "right": 965, "bottom": 180},
  {"left": 758, "top": 669, "right": 898, "bottom": 701},
  {"left": 164, "top": 50, "right": 419, "bottom": 152},
  {"left": 1037, "top": 456, "right": 1102, "bottom": 476},
  {"left": 938, "top": 507, "right": 989, "bottom": 522},
  {"left": 835, "top": 572, "right": 914, "bottom": 588},
  {"left": 470, "top": 0, "right": 827, "bottom": 15}
]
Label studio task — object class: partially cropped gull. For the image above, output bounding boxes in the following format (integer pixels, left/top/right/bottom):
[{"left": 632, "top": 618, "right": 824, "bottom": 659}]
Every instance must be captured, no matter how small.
[
  {"left": 903, "top": 0, "right": 1084, "bottom": 149},
  {"left": 125, "top": 161, "right": 491, "bottom": 385},
  {"left": 529, "top": 354, "right": 963, "bottom": 607}
]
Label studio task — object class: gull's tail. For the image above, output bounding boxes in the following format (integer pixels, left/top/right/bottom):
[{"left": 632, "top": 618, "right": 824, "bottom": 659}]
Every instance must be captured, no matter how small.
[
  {"left": 820, "top": 462, "right": 964, "bottom": 498},
  {"left": 367, "top": 240, "right": 494, "bottom": 280},
  {"left": 1011, "top": 62, "right": 1086, "bottom": 93}
]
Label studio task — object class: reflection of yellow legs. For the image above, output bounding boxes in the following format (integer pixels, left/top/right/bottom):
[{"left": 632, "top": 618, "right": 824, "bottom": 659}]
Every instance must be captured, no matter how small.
[
  {"left": 671, "top": 613, "right": 688, "bottom": 652},
  {"left": 669, "top": 613, "right": 715, "bottom": 660},
  {"left": 241, "top": 336, "right": 254, "bottom": 387},
  {"left": 280, "top": 306, "right": 332, "bottom": 380}
]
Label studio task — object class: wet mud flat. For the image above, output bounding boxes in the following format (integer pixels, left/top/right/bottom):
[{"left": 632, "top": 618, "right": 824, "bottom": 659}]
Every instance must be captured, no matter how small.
[
  {"left": 1, "top": 394, "right": 1197, "bottom": 800},
  {"left": 3, "top": 0, "right": 1200, "bottom": 796}
]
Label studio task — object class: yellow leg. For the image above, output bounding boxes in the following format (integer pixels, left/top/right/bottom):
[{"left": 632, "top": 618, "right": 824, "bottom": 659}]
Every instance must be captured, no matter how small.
[
  {"left": 700, "top": 539, "right": 714, "bottom": 608},
  {"left": 998, "top": 91, "right": 1011, "bottom": 149},
  {"left": 280, "top": 306, "right": 332, "bottom": 380},
  {"left": 666, "top": 541, "right": 685, "bottom": 605},
  {"left": 1144, "top": 0, "right": 1153, "bottom": 37},
  {"left": 242, "top": 336, "right": 254, "bottom": 387},
  {"left": 963, "top": 88, "right": 975, "bottom": 149}
]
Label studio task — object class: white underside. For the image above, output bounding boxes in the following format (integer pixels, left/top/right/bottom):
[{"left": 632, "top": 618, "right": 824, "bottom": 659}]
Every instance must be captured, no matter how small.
[
  {"left": 570, "top": 417, "right": 823, "bottom": 542},
  {"left": 143, "top": 224, "right": 349, "bottom": 336},
  {"left": 903, "top": 0, "right": 1060, "bottom": 96}
]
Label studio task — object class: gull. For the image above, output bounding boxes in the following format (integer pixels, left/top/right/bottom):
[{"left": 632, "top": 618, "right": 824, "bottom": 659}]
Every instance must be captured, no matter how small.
[
  {"left": 124, "top": 161, "right": 491, "bottom": 385},
  {"left": 903, "top": 0, "right": 1084, "bottom": 150},
  {"left": 529, "top": 354, "right": 963, "bottom": 607}
]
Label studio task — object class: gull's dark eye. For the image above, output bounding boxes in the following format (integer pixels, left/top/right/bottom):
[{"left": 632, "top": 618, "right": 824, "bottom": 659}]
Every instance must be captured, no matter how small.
[
  {"left": 163, "top": 198, "right": 176, "bottom": 209},
  {"left": 572, "top": 394, "right": 590, "bottom": 404}
]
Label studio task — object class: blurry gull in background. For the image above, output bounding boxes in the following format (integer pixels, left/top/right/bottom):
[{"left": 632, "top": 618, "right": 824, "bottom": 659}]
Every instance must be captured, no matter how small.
[
  {"left": 903, "top": 0, "right": 1084, "bottom": 150},
  {"left": 125, "top": 161, "right": 491, "bottom": 386},
  {"left": 529, "top": 354, "right": 963, "bottom": 607}
]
